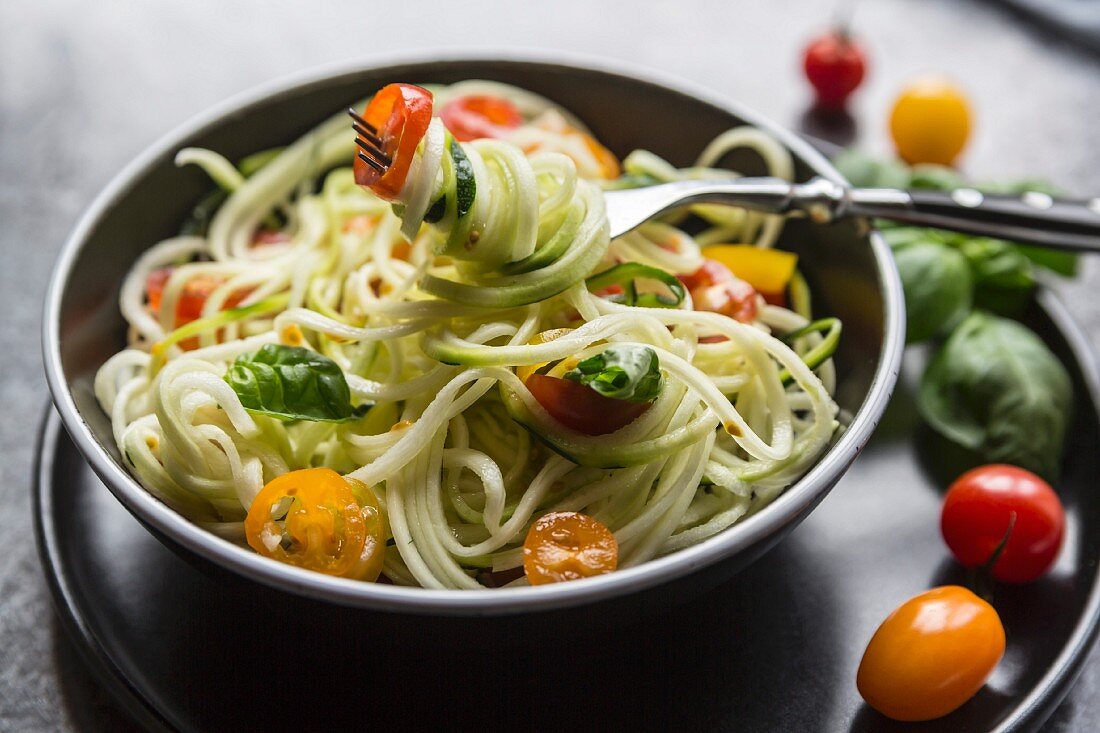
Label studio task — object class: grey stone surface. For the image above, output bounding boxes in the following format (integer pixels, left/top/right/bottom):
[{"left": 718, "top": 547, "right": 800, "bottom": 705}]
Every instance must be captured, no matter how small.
[{"left": 0, "top": 0, "right": 1097, "bottom": 729}]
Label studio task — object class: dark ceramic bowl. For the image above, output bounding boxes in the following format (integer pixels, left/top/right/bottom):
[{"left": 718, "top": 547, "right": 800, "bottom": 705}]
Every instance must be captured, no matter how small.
[{"left": 42, "top": 53, "right": 904, "bottom": 617}]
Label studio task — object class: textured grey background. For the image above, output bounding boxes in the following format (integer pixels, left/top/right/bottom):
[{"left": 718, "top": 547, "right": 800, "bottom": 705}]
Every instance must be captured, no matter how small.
[{"left": 2, "top": 0, "right": 1098, "bottom": 730}]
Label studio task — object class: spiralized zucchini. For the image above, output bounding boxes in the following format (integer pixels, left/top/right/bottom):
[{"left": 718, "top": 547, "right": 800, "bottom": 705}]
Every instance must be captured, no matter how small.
[{"left": 96, "top": 80, "right": 840, "bottom": 589}]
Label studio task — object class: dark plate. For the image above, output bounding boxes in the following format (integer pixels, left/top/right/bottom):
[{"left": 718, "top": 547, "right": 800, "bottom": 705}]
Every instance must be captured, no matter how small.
[{"left": 35, "top": 290, "right": 1100, "bottom": 731}]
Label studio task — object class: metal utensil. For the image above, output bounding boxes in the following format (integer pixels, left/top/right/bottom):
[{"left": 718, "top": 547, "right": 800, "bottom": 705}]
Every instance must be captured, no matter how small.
[
  {"left": 602, "top": 176, "right": 1100, "bottom": 251},
  {"left": 351, "top": 105, "right": 1100, "bottom": 252}
]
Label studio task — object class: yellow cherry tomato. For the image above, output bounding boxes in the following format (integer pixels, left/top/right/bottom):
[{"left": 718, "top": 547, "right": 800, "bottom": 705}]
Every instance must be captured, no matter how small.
[
  {"left": 889, "top": 76, "right": 972, "bottom": 166},
  {"left": 515, "top": 328, "right": 575, "bottom": 384},
  {"left": 857, "top": 586, "right": 1005, "bottom": 722},
  {"left": 245, "top": 468, "right": 386, "bottom": 581},
  {"left": 523, "top": 511, "right": 618, "bottom": 584},
  {"left": 700, "top": 244, "right": 798, "bottom": 298}
]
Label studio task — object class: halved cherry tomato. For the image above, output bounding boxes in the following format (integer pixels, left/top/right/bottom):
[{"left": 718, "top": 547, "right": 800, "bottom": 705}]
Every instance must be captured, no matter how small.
[
  {"left": 941, "top": 464, "right": 1065, "bottom": 584},
  {"left": 146, "top": 267, "right": 250, "bottom": 326},
  {"left": 527, "top": 374, "right": 650, "bottom": 436},
  {"left": 523, "top": 511, "right": 618, "bottom": 584},
  {"left": 578, "top": 131, "right": 622, "bottom": 180},
  {"left": 890, "top": 76, "right": 972, "bottom": 166},
  {"left": 439, "top": 95, "right": 524, "bottom": 142},
  {"left": 353, "top": 83, "right": 434, "bottom": 199},
  {"left": 244, "top": 468, "right": 385, "bottom": 581},
  {"left": 679, "top": 259, "right": 759, "bottom": 324},
  {"left": 857, "top": 586, "right": 1004, "bottom": 721}
]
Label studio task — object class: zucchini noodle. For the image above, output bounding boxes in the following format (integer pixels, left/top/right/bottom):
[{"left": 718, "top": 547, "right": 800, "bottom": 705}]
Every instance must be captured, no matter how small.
[{"left": 96, "top": 80, "right": 841, "bottom": 589}]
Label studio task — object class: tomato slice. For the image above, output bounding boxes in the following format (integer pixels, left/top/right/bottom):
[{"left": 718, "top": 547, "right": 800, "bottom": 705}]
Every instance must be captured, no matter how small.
[
  {"left": 146, "top": 267, "right": 251, "bottom": 326},
  {"left": 440, "top": 95, "right": 523, "bottom": 142},
  {"left": 353, "top": 83, "right": 434, "bottom": 200},
  {"left": 679, "top": 259, "right": 759, "bottom": 325},
  {"left": 526, "top": 374, "right": 650, "bottom": 436},
  {"left": 523, "top": 511, "right": 618, "bottom": 584},
  {"left": 244, "top": 468, "right": 385, "bottom": 581}
]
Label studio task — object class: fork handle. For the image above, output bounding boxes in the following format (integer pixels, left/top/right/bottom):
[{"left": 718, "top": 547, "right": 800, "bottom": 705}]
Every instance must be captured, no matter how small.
[{"left": 838, "top": 184, "right": 1100, "bottom": 252}]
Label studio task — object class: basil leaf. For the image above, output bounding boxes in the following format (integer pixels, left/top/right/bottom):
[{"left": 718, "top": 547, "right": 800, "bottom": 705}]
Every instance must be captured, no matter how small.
[
  {"left": 832, "top": 148, "right": 910, "bottom": 189},
  {"left": 585, "top": 263, "right": 686, "bottom": 309},
  {"left": 1013, "top": 244, "right": 1078, "bottom": 277},
  {"left": 918, "top": 311, "right": 1072, "bottom": 478},
  {"left": 907, "top": 164, "right": 967, "bottom": 191},
  {"left": 893, "top": 240, "right": 972, "bottom": 344},
  {"left": 225, "top": 344, "right": 366, "bottom": 423},
  {"left": 564, "top": 345, "right": 662, "bottom": 403},
  {"left": 955, "top": 238, "right": 1035, "bottom": 316}
]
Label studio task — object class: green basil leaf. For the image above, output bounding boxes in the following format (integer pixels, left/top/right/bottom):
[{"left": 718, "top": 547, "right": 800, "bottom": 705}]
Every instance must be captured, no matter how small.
[
  {"left": 954, "top": 238, "right": 1035, "bottom": 317},
  {"left": 564, "top": 345, "right": 662, "bottom": 403},
  {"left": 918, "top": 311, "right": 1072, "bottom": 478},
  {"left": 832, "top": 148, "right": 910, "bottom": 189},
  {"left": 907, "top": 164, "right": 967, "bottom": 191},
  {"left": 893, "top": 241, "right": 972, "bottom": 344},
  {"left": 585, "top": 263, "right": 686, "bottom": 309},
  {"left": 1012, "top": 244, "right": 1078, "bottom": 277},
  {"left": 225, "top": 344, "right": 367, "bottom": 423}
]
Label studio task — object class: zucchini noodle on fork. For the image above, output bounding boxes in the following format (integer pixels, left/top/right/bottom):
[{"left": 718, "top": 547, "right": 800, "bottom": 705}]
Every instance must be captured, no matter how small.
[{"left": 96, "top": 80, "right": 842, "bottom": 589}]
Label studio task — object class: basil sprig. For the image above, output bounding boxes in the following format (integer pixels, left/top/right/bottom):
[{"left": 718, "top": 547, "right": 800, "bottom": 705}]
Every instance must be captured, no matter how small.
[
  {"left": 918, "top": 311, "right": 1071, "bottom": 478},
  {"left": 225, "top": 344, "right": 367, "bottom": 423},
  {"left": 564, "top": 345, "right": 662, "bottom": 403},
  {"left": 585, "top": 263, "right": 686, "bottom": 309}
]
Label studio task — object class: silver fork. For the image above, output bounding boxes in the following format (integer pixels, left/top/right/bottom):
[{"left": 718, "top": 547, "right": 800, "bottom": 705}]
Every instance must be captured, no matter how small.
[
  {"left": 348, "top": 110, "right": 1100, "bottom": 253},
  {"left": 603, "top": 176, "right": 1100, "bottom": 252}
]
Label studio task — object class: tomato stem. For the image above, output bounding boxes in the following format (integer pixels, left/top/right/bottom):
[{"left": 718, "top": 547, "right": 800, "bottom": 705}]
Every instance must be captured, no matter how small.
[
  {"left": 984, "top": 511, "right": 1018, "bottom": 571},
  {"left": 971, "top": 511, "right": 1017, "bottom": 602}
]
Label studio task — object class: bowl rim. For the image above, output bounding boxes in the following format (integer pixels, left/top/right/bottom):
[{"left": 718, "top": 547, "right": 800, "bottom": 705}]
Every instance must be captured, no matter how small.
[{"left": 42, "top": 49, "right": 905, "bottom": 615}]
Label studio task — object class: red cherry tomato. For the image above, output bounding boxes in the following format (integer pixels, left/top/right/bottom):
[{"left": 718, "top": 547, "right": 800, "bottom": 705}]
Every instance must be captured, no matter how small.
[
  {"left": 803, "top": 29, "right": 866, "bottom": 109},
  {"left": 526, "top": 374, "right": 650, "bottom": 436},
  {"left": 353, "top": 83, "right": 434, "bottom": 200},
  {"left": 146, "top": 267, "right": 250, "bottom": 325},
  {"left": 439, "top": 95, "right": 524, "bottom": 142},
  {"left": 941, "top": 464, "right": 1065, "bottom": 583},
  {"left": 679, "top": 259, "right": 759, "bottom": 325}
]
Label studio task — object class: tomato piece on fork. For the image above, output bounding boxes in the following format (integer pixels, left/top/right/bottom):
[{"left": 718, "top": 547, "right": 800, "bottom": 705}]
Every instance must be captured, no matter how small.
[{"left": 352, "top": 83, "right": 434, "bottom": 200}]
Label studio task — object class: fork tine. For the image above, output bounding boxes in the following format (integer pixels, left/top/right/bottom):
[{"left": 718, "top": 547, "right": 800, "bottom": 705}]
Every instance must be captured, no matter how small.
[
  {"left": 347, "top": 107, "right": 377, "bottom": 133},
  {"left": 351, "top": 122, "right": 384, "bottom": 148},
  {"left": 357, "top": 152, "right": 386, "bottom": 173},
  {"left": 354, "top": 137, "right": 392, "bottom": 166}
]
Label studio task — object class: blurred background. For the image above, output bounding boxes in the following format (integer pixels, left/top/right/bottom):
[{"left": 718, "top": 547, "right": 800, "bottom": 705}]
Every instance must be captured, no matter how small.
[{"left": 2, "top": 0, "right": 1099, "bottom": 729}]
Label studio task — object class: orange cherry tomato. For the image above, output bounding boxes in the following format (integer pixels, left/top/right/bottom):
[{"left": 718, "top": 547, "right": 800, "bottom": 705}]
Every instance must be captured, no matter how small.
[
  {"left": 578, "top": 131, "right": 621, "bottom": 179},
  {"left": 857, "top": 586, "right": 1005, "bottom": 722},
  {"left": 523, "top": 511, "right": 618, "bottom": 584},
  {"left": 526, "top": 374, "right": 651, "bottom": 436},
  {"left": 353, "top": 83, "right": 434, "bottom": 200},
  {"left": 890, "top": 76, "right": 972, "bottom": 166},
  {"left": 439, "top": 95, "right": 524, "bottom": 142},
  {"left": 244, "top": 468, "right": 386, "bottom": 581}
]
